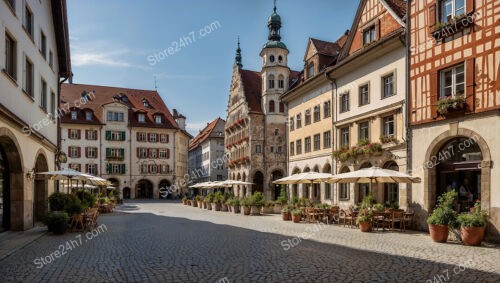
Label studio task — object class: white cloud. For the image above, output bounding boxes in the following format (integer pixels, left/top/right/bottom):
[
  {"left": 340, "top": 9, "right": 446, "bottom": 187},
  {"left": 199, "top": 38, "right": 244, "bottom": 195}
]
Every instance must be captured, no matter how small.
[
  {"left": 71, "top": 42, "right": 147, "bottom": 69},
  {"left": 186, "top": 121, "right": 210, "bottom": 136}
]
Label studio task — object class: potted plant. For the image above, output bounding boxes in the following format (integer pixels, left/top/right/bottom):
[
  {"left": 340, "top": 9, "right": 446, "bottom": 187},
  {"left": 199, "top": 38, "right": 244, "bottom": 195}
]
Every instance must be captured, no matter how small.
[
  {"left": 204, "top": 193, "right": 213, "bottom": 210},
  {"left": 212, "top": 192, "right": 223, "bottom": 211},
  {"left": 291, "top": 209, "right": 302, "bottom": 223},
  {"left": 241, "top": 197, "right": 251, "bottom": 215},
  {"left": 290, "top": 196, "right": 299, "bottom": 206},
  {"left": 282, "top": 205, "right": 291, "bottom": 221},
  {"left": 221, "top": 192, "right": 231, "bottom": 212},
  {"left": 182, "top": 196, "right": 188, "bottom": 205},
  {"left": 274, "top": 187, "right": 288, "bottom": 213},
  {"left": 44, "top": 211, "right": 69, "bottom": 234},
  {"left": 262, "top": 201, "right": 274, "bottom": 214},
  {"left": 373, "top": 203, "right": 384, "bottom": 212},
  {"left": 231, "top": 197, "right": 241, "bottom": 214},
  {"left": 195, "top": 195, "right": 203, "bottom": 209},
  {"left": 457, "top": 203, "right": 488, "bottom": 246},
  {"left": 250, "top": 192, "right": 265, "bottom": 215},
  {"left": 356, "top": 210, "right": 373, "bottom": 232},
  {"left": 426, "top": 191, "right": 458, "bottom": 243}
]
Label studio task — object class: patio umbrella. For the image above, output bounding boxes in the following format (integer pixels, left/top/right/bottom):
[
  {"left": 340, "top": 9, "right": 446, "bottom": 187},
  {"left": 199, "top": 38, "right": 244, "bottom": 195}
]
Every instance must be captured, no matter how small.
[
  {"left": 37, "top": 169, "right": 92, "bottom": 193},
  {"left": 326, "top": 166, "right": 421, "bottom": 195},
  {"left": 273, "top": 172, "right": 335, "bottom": 185}
]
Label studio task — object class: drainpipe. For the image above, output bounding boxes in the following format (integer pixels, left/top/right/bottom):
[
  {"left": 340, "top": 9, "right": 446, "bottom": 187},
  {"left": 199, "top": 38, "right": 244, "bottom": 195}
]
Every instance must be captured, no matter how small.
[
  {"left": 57, "top": 76, "right": 70, "bottom": 170},
  {"left": 325, "top": 72, "right": 337, "bottom": 204},
  {"left": 405, "top": 0, "right": 412, "bottom": 208}
]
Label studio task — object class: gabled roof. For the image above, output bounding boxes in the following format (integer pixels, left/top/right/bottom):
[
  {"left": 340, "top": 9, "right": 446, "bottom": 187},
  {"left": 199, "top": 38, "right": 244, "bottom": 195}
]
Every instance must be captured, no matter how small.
[
  {"left": 239, "top": 69, "right": 263, "bottom": 113},
  {"left": 189, "top": 117, "right": 225, "bottom": 151},
  {"left": 61, "top": 83, "right": 179, "bottom": 129},
  {"left": 383, "top": 0, "right": 407, "bottom": 19},
  {"left": 310, "top": 38, "right": 343, "bottom": 57}
]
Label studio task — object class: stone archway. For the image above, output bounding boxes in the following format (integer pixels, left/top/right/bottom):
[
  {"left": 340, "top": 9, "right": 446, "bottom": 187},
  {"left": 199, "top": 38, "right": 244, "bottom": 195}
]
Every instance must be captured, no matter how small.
[
  {"left": 123, "top": 187, "right": 131, "bottom": 199},
  {"left": 159, "top": 179, "right": 171, "bottom": 199},
  {"left": 252, "top": 171, "right": 264, "bottom": 194},
  {"left": 136, "top": 179, "right": 153, "bottom": 199},
  {"left": 34, "top": 152, "right": 49, "bottom": 223},
  {"left": 0, "top": 128, "right": 24, "bottom": 231}
]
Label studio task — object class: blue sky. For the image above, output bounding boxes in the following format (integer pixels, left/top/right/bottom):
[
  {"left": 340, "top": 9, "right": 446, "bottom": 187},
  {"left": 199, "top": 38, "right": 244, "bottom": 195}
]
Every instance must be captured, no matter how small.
[{"left": 67, "top": 0, "right": 359, "bottom": 135}]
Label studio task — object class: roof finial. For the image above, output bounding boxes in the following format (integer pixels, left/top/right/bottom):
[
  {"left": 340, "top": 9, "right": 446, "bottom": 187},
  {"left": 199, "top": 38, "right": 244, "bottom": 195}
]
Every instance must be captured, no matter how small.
[
  {"left": 274, "top": 0, "right": 277, "bottom": 12},
  {"left": 235, "top": 37, "right": 242, "bottom": 68}
]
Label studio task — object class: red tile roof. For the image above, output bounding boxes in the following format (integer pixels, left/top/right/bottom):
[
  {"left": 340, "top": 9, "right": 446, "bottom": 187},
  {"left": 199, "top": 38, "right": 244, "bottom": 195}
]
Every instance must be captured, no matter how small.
[
  {"left": 60, "top": 83, "right": 179, "bottom": 129},
  {"left": 189, "top": 117, "right": 224, "bottom": 151},
  {"left": 239, "top": 69, "right": 263, "bottom": 113},
  {"left": 310, "top": 38, "right": 342, "bottom": 57},
  {"left": 385, "top": 0, "right": 407, "bottom": 19}
]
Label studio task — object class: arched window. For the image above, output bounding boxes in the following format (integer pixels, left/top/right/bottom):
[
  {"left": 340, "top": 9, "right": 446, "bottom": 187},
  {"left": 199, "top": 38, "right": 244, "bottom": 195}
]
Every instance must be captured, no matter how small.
[
  {"left": 269, "top": 100, "right": 275, "bottom": 113},
  {"left": 268, "top": 75, "right": 275, "bottom": 89},
  {"left": 278, "top": 74, "right": 284, "bottom": 88},
  {"left": 279, "top": 102, "right": 285, "bottom": 112}
]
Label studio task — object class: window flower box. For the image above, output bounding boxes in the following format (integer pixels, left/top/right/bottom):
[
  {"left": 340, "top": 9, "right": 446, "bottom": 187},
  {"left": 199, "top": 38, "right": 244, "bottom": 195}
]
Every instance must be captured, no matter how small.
[
  {"left": 432, "top": 12, "right": 474, "bottom": 40},
  {"left": 436, "top": 95, "right": 466, "bottom": 116}
]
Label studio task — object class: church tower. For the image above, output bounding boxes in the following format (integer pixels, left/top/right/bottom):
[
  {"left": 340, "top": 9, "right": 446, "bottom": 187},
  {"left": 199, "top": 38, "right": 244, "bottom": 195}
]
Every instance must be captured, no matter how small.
[{"left": 260, "top": 0, "right": 290, "bottom": 116}]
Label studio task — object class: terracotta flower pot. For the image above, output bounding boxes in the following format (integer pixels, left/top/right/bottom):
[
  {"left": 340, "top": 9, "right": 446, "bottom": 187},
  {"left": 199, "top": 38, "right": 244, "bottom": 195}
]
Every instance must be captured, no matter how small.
[
  {"left": 232, "top": 206, "right": 240, "bottom": 214},
  {"left": 428, "top": 224, "right": 449, "bottom": 243},
  {"left": 243, "top": 206, "right": 251, "bottom": 215},
  {"left": 221, "top": 204, "right": 229, "bottom": 212},
  {"left": 292, "top": 214, "right": 301, "bottom": 223},
  {"left": 358, "top": 221, "right": 372, "bottom": 232},
  {"left": 460, "top": 226, "right": 485, "bottom": 246},
  {"left": 192, "top": 201, "right": 197, "bottom": 207},
  {"left": 282, "top": 212, "right": 291, "bottom": 221}
]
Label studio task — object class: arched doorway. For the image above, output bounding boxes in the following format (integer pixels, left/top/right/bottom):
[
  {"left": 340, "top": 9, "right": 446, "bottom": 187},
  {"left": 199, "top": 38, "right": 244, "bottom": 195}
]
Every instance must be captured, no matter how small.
[
  {"left": 357, "top": 162, "right": 372, "bottom": 203},
  {"left": 435, "top": 137, "right": 483, "bottom": 212},
  {"left": 0, "top": 129, "right": 23, "bottom": 231},
  {"left": 252, "top": 171, "right": 264, "bottom": 194},
  {"left": 323, "top": 164, "right": 332, "bottom": 200},
  {"left": 136, "top": 179, "right": 153, "bottom": 199},
  {"left": 383, "top": 161, "right": 399, "bottom": 206},
  {"left": 271, "top": 170, "right": 283, "bottom": 200},
  {"left": 123, "top": 187, "right": 131, "bottom": 199},
  {"left": 159, "top": 179, "right": 171, "bottom": 199},
  {"left": 34, "top": 153, "right": 48, "bottom": 223}
]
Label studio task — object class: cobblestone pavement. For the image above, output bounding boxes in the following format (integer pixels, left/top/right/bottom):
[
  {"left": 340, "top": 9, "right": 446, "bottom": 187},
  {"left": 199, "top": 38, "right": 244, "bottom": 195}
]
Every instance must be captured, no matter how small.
[{"left": 0, "top": 200, "right": 499, "bottom": 282}]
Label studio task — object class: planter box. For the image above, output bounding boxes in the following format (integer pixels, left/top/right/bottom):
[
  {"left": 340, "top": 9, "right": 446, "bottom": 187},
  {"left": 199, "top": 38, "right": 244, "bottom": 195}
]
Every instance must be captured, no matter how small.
[
  {"left": 243, "top": 206, "right": 251, "bottom": 215},
  {"left": 212, "top": 203, "right": 221, "bottom": 211},
  {"left": 261, "top": 206, "right": 274, "bottom": 214},
  {"left": 273, "top": 204, "right": 283, "bottom": 214},
  {"left": 232, "top": 206, "right": 240, "bottom": 214},
  {"left": 251, "top": 206, "right": 261, "bottom": 215}
]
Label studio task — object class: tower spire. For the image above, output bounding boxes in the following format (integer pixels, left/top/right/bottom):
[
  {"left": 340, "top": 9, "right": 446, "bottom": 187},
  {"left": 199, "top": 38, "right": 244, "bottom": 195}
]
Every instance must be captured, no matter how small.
[
  {"left": 235, "top": 37, "right": 242, "bottom": 68},
  {"left": 267, "top": 0, "right": 282, "bottom": 42}
]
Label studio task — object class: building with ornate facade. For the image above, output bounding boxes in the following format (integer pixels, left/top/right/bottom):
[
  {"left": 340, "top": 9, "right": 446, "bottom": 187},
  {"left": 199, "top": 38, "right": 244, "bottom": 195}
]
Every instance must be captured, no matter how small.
[
  {"left": 409, "top": 0, "right": 499, "bottom": 240},
  {"left": 225, "top": 3, "right": 299, "bottom": 200},
  {"left": 60, "top": 83, "right": 190, "bottom": 199},
  {"left": 0, "top": 0, "right": 71, "bottom": 231}
]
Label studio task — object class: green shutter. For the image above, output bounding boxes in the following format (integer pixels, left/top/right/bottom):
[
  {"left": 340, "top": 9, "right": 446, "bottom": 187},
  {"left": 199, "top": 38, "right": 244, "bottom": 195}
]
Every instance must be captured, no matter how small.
[
  {"left": 106, "top": 163, "right": 112, "bottom": 174},
  {"left": 121, "top": 164, "right": 126, "bottom": 174},
  {"left": 106, "top": 148, "right": 111, "bottom": 157},
  {"left": 120, "top": 148, "right": 125, "bottom": 157},
  {"left": 105, "top": 131, "right": 111, "bottom": 140},
  {"left": 121, "top": 132, "right": 126, "bottom": 141}
]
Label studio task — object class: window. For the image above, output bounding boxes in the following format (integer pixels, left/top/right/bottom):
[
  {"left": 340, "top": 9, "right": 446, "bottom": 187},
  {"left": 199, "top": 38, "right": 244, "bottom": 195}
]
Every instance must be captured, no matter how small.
[
  {"left": 278, "top": 75, "right": 284, "bottom": 88},
  {"left": 305, "top": 109, "right": 311, "bottom": 125},
  {"left": 160, "top": 134, "right": 169, "bottom": 143},
  {"left": 87, "top": 164, "right": 97, "bottom": 175},
  {"left": 106, "top": 148, "right": 125, "bottom": 159},
  {"left": 279, "top": 102, "right": 285, "bottom": 112},
  {"left": 69, "top": 129, "right": 80, "bottom": 140},
  {"left": 149, "top": 149, "right": 157, "bottom": 158},
  {"left": 382, "top": 74, "right": 395, "bottom": 98},
  {"left": 296, "top": 114, "right": 302, "bottom": 129},
  {"left": 382, "top": 116, "right": 395, "bottom": 137},
  {"left": 70, "top": 111, "right": 77, "bottom": 120},
  {"left": 140, "top": 164, "right": 148, "bottom": 174},
  {"left": 440, "top": 63, "right": 465, "bottom": 98},
  {"left": 269, "top": 55, "right": 275, "bottom": 63},
  {"left": 40, "top": 31, "right": 47, "bottom": 59},
  {"left": 85, "top": 111, "right": 93, "bottom": 121},
  {"left": 313, "top": 105, "right": 320, "bottom": 122},
  {"left": 359, "top": 84, "right": 370, "bottom": 106},
  {"left": 305, "top": 137, "right": 311, "bottom": 153},
  {"left": 323, "top": 131, "right": 331, "bottom": 149},
  {"left": 359, "top": 121, "right": 370, "bottom": 142},
  {"left": 151, "top": 165, "right": 158, "bottom": 174},
  {"left": 159, "top": 149, "right": 169, "bottom": 159},
  {"left": 290, "top": 142, "right": 295, "bottom": 156},
  {"left": 49, "top": 51, "right": 53, "bottom": 69},
  {"left": 5, "top": 32, "right": 16, "bottom": 80},
  {"left": 137, "top": 132, "right": 147, "bottom": 142},
  {"left": 107, "top": 111, "right": 124, "bottom": 122},
  {"left": 69, "top": 147, "right": 80, "bottom": 158},
  {"left": 313, "top": 134, "right": 321, "bottom": 151},
  {"left": 323, "top": 101, "right": 331, "bottom": 118},
  {"left": 24, "top": 57, "right": 34, "bottom": 97},
  {"left": 107, "top": 164, "right": 125, "bottom": 174},
  {"left": 149, "top": 133, "right": 157, "bottom": 142},
  {"left": 340, "top": 127, "right": 350, "bottom": 147},
  {"left": 40, "top": 78, "right": 47, "bottom": 111},
  {"left": 270, "top": 146, "right": 274, "bottom": 153},
  {"left": 255, "top": 145, "right": 262, "bottom": 154},
  {"left": 274, "top": 128, "right": 279, "bottom": 136},
  {"left": 5, "top": 0, "right": 15, "bottom": 11},
  {"left": 269, "top": 100, "right": 275, "bottom": 112},
  {"left": 24, "top": 5, "right": 33, "bottom": 38},
  {"left": 139, "top": 148, "right": 148, "bottom": 158},
  {"left": 340, "top": 183, "right": 350, "bottom": 200},
  {"left": 289, "top": 117, "right": 294, "bottom": 131},
  {"left": 277, "top": 146, "right": 282, "bottom": 153},
  {"left": 296, "top": 140, "right": 302, "bottom": 155},
  {"left": 155, "top": 115, "right": 162, "bottom": 124},
  {"left": 307, "top": 63, "right": 314, "bottom": 79},
  {"left": 363, "top": 25, "right": 376, "bottom": 45},
  {"left": 340, "top": 92, "right": 350, "bottom": 113},
  {"left": 138, "top": 113, "right": 145, "bottom": 123},
  {"left": 441, "top": 0, "right": 466, "bottom": 23},
  {"left": 87, "top": 147, "right": 97, "bottom": 159},
  {"left": 87, "top": 130, "right": 97, "bottom": 140},
  {"left": 106, "top": 131, "right": 126, "bottom": 141},
  {"left": 50, "top": 91, "right": 55, "bottom": 115},
  {"left": 268, "top": 75, "right": 275, "bottom": 89}
]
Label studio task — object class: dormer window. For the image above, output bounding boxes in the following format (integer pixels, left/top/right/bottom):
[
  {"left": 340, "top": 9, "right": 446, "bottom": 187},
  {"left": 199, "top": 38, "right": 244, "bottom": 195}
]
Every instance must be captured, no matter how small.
[
  {"left": 307, "top": 63, "right": 315, "bottom": 79},
  {"left": 138, "top": 113, "right": 146, "bottom": 123},
  {"left": 142, "top": 98, "right": 150, "bottom": 108},
  {"left": 85, "top": 111, "right": 92, "bottom": 121},
  {"left": 155, "top": 115, "right": 162, "bottom": 124},
  {"left": 71, "top": 110, "right": 77, "bottom": 120},
  {"left": 363, "top": 25, "right": 376, "bottom": 45},
  {"left": 121, "top": 95, "right": 128, "bottom": 103}
]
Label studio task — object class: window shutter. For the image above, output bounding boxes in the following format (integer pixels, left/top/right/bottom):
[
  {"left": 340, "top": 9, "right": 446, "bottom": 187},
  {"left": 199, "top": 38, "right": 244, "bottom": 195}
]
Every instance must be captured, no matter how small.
[
  {"left": 95, "top": 148, "right": 98, "bottom": 158},
  {"left": 121, "top": 164, "right": 125, "bottom": 174},
  {"left": 85, "top": 164, "right": 88, "bottom": 173},
  {"left": 85, "top": 130, "right": 89, "bottom": 140},
  {"left": 68, "top": 146, "right": 71, "bottom": 157},
  {"left": 147, "top": 148, "right": 150, "bottom": 158},
  {"left": 137, "top": 132, "right": 140, "bottom": 141},
  {"left": 430, "top": 71, "right": 439, "bottom": 118},
  {"left": 107, "top": 164, "right": 111, "bottom": 174},
  {"left": 137, "top": 148, "right": 140, "bottom": 158},
  {"left": 428, "top": 2, "right": 436, "bottom": 28},
  {"left": 106, "top": 148, "right": 111, "bottom": 157},
  {"left": 85, "top": 147, "right": 88, "bottom": 158},
  {"left": 77, "top": 147, "right": 81, "bottom": 158},
  {"left": 78, "top": 164, "right": 81, "bottom": 172},
  {"left": 375, "top": 19, "right": 380, "bottom": 40},
  {"left": 78, "top": 130, "right": 81, "bottom": 139},
  {"left": 466, "top": 0, "right": 474, "bottom": 14},
  {"left": 167, "top": 134, "right": 170, "bottom": 143},
  {"left": 105, "top": 131, "right": 111, "bottom": 140},
  {"left": 67, "top": 129, "right": 71, "bottom": 138},
  {"left": 120, "top": 148, "right": 125, "bottom": 157},
  {"left": 121, "top": 132, "right": 126, "bottom": 141},
  {"left": 167, "top": 149, "right": 170, "bottom": 159},
  {"left": 465, "top": 59, "right": 475, "bottom": 112},
  {"left": 156, "top": 149, "right": 159, "bottom": 157},
  {"left": 148, "top": 133, "right": 151, "bottom": 141}
]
